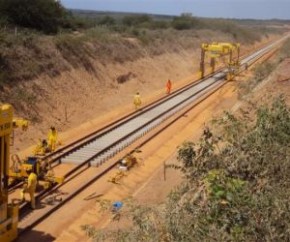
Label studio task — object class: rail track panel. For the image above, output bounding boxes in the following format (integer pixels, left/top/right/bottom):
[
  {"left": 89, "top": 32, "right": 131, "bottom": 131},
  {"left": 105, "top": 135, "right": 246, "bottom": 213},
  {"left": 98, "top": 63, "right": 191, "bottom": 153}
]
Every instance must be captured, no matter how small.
[
  {"left": 16, "top": 34, "right": 289, "bottom": 234},
  {"left": 60, "top": 74, "right": 225, "bottom": 166},
  {"left": 59, "top": 32, "right": 287, "bottom": 167}
]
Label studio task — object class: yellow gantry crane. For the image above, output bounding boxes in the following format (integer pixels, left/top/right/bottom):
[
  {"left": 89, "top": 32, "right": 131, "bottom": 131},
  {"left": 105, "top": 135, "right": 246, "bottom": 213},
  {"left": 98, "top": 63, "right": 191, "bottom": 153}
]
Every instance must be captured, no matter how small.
[
  {"left": 199, "top": 42, "right": 240, "bottom": 80},
  {"left": 0, "top": 104, "right": 19, "bottom": 242},
  {"left": 0, "top": 104, "right": 30, "bottom": 241}
]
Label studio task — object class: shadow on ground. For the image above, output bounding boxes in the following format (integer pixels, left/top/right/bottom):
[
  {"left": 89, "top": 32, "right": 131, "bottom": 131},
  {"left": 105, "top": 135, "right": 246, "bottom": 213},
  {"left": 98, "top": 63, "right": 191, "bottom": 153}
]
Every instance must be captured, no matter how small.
[{"left": 16, "top": 229, "right": 55, "bottom": 242}]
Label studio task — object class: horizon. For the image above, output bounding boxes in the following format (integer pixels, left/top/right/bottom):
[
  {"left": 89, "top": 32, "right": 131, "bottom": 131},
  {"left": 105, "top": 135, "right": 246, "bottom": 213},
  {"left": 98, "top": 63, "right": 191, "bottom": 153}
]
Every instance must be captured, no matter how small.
[
  {"left": 61, "top": 0, "right": 290, "bottom": 21},
  {"left": 69, "top": 8, "right": 290, "bottom": 21}
]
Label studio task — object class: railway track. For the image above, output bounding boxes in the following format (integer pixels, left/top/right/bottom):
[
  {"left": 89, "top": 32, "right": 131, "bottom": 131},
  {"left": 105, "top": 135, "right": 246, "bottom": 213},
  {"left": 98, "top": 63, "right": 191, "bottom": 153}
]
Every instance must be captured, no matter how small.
[{"left": 16, "top": 35, "right": 289, "bottom": 234}]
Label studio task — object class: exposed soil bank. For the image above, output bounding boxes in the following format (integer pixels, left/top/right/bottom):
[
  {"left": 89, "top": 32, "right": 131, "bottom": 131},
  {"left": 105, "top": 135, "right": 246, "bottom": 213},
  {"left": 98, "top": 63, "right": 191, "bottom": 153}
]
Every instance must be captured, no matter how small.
[{"left": 8, "top": 32, "right": 276, "bottom": 154}]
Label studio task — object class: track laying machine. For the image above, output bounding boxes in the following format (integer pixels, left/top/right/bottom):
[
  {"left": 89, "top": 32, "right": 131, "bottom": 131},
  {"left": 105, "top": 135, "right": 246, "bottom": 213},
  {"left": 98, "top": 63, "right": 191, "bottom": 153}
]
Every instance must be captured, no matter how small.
[
  {"left": 0, "top": 103, "right": 64, "bottom": 241},
  {"left": 9, "top": 155, "right": 64, "bottom": 189},
  {"left": 199, "top": 42, "right": 240, "bottom": 80},
  {"left": 8, "top": 120, "right": 63, "bottom": 188}
]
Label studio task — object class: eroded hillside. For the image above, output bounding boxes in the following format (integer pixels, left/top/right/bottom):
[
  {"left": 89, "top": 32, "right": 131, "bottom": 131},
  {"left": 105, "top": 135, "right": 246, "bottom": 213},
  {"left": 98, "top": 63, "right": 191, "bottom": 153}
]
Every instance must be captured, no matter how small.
[{"left": 0, "top": 25, "right": 281, "bottom": 152}]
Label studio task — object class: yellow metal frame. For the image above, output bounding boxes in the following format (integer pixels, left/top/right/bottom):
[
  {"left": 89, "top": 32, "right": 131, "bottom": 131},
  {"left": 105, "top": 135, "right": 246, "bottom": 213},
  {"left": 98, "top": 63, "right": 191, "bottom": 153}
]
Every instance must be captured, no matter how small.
[
  {"left": 199, "top": 42, "right": 240, "bottom": 80},
  {"left": 0, "top": 104, "right": 18, "bottom": 242},
  {"left": 9, "top": 158, "right": 64, "bottom": 187}
]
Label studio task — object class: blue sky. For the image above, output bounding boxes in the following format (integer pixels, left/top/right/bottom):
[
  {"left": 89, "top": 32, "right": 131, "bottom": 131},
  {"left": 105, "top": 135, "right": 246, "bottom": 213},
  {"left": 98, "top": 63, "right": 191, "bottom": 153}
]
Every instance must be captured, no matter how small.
[{"left": 61, "top": 0, "right": 290, "bottom": 20}]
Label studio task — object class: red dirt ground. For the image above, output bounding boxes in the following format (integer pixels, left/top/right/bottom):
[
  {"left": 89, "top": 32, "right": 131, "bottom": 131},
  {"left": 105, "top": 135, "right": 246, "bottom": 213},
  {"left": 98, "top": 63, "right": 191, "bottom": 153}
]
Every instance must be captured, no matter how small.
[{"left": 15, "top": 36, "right": 290, "bottom": 242}]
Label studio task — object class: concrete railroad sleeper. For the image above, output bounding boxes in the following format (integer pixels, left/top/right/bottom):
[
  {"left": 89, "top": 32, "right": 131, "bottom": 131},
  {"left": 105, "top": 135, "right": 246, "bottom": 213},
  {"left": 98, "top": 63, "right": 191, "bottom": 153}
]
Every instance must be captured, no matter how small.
[{"left": 17, "top": 35, "right": 289, "bottom": 234}]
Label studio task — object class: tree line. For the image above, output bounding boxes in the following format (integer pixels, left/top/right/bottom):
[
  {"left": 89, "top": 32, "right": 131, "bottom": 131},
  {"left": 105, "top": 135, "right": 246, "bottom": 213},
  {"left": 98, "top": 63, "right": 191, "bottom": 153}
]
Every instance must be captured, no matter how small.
[{"left": 0, "top": 0, "right": 72, "bottom": 33}]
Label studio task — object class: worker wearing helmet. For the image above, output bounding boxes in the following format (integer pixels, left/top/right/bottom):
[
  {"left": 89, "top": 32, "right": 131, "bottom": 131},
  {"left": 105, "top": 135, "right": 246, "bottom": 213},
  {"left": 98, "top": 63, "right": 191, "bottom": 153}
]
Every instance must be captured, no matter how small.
[
  {"left": 166, "top": 79, "right": 172, "bottom": 94},
  {"left": 48, "top": 126, "right": 58, "bottom": 152},
  {"left": 20, "top": 168, "right": 37, "bottom": 209},
  {"left": 133, "top": 92, "right": 142, "bottom": 110}
]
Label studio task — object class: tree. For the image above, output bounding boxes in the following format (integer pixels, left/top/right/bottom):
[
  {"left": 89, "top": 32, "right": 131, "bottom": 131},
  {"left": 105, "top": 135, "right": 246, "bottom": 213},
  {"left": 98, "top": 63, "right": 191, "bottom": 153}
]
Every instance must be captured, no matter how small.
[
  {"left": 98, "top": 16, "right": 116, "bottom": 26},
  {"left": 122, "top": 14, "right": 152, "bottom": 27},
  {"left": 0, "top": 0, "right": 68, "bottom": 33},
  {"left": 171, "top": 15, "right": 198, "bottom": 30}
]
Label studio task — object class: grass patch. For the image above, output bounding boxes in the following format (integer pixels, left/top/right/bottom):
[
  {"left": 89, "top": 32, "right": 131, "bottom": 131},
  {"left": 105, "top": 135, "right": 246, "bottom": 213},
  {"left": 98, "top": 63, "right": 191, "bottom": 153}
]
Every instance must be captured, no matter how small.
[
  {"left": 238, "top": 61, "right": 276, "bottom": 99},
  {"left": 239, "top": 38, "right": 290, "bottom": 99},
  {"left": 279, "top": 38, "right": 290, "bottom": 60}
]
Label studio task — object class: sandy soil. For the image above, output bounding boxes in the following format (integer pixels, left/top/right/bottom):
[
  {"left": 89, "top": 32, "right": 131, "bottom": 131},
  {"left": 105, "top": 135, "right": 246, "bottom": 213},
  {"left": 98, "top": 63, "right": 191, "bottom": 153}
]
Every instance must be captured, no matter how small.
[
  {"left": 12, "top": 34, "right": 275, "bottom": 157},
  {"left": 13, "top": 34, "right": 289, "bottom": 241}
]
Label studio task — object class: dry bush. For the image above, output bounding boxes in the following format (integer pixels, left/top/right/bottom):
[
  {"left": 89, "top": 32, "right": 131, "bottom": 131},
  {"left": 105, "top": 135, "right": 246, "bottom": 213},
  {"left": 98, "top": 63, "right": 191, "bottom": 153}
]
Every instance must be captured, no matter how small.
[
  {"left": 279, "top": 38, "right": 290, "bottom": 60},
  {"left": 238, "top": 60, "right": 276, "bottom": 99},
  {"left": 83, "top": 96, "right": 290, "bottom": 241},
  {"left": 116, "top": 72, "right": 136, "bottom": 84}
]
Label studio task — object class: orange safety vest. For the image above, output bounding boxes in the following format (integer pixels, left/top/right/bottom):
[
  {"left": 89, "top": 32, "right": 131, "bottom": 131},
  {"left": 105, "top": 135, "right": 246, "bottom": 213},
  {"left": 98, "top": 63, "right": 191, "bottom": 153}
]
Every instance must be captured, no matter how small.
[{"left": 166, "top": 80, "right": 172, "bottom": 93}]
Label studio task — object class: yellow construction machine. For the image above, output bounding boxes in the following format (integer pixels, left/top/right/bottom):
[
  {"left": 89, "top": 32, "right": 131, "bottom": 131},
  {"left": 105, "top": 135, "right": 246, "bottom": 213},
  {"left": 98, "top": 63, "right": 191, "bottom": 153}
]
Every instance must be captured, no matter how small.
[
  {"left": 119, "top": 154, "right": 138, "bottom": 171},
  {"left": 9, "top": 155, "right": 64, "bottom": 189},
  {"left": 0, "top": 104, "right": 20, "bottom": 242},
  {"left": 199, "top": 42, "right": 240, "bottom": 80},
  {"left": 8, "top": 114, "right": 63, "bottom": 189},
  {"left": 0, "top": 103, "right": 64, "bottom": 242},
  {"left": 108, "top": 154, "right": 138, "bottom": 184}
]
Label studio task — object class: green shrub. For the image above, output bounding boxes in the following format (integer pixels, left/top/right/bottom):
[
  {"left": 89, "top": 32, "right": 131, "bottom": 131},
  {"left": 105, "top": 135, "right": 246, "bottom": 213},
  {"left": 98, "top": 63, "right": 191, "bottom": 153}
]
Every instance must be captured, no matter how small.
[
  {"left": 98, "top": 16, "right": 116, "bottom": 26},
  {"left": 0, "top": 51, "right": 9, "bottom": 85},
  {"left": 254, "top": 61, "right": 275, "bottom": 82},
  {"left": 238, "top": 61, "right": 276, "bottom": 98},
  {"left": 82, "top": 97, "right": 290, "bottom": 241},
  {"left": 172, "top": 16, "right": 193, "bottom": 30},
  {"left": 150, "top": 20, "right": 170, "bottom": 29},
  {"left": 280, "top": 38, "right": 290, "bottom": 60},
  {"left": 122, "top": 14, "right": 152, "bottom": 27},
  {"left": 0, "top": 0, "right": 69, "bottom": 33},
  {"left": 83, "top": 26, "right": 118, "bottom": 44}
]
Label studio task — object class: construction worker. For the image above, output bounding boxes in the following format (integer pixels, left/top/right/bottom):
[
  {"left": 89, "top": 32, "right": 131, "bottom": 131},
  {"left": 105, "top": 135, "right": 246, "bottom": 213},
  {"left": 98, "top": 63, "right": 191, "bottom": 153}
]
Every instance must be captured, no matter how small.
[
  {"left": 39, "top": 159, "right": 50, "bottom": 179},
  {"left": 20, "top": 168, "right": 37, "bottom": 209},
  {"left": 48, "top": 126, "right": 58, "bottom": 152},
  {"left": 133, "top": 92, "right": 142, "bottom": 110},
  {"left": 34, "top": 139, "right": 49, "bottom": 155},
  {"left": 166, "top": 79, "right": 172, "bottom": 94}
]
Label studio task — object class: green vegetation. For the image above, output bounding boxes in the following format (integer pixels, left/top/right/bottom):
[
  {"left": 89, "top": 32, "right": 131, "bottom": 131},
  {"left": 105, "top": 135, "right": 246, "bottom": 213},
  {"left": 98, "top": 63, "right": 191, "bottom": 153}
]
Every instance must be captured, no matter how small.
[
  {"left": 254, "top": 61, "right": 275, "bottom": 82},
  {"left": 122, "top": 14, "right": 152, "bottom": 27},
  {"left": 279, "top": 38, "right": 290, "bottom": 60},
  {"left": 82, "top": 96, "right": 290, "bottom": 241},
  {"left": 171, "top": 15, "right": 201, "bottom": 30},
  {"left": 98, "top": 16, "right": 116, "bottom": 26},
  {"left": 0, "top": 4, "right": 286, "bottom": 87},
  {"left": 238, "top": 38, "right": 290, "bottom": 98},
  {"left": 238, "top": 60, "right": 276, "bottom": 97},
  {"left": 0, "top": 0, "right": 71, "bottom": 33},
  {"left": 0, "top": 31, "right": 58, "bottom": 84}
]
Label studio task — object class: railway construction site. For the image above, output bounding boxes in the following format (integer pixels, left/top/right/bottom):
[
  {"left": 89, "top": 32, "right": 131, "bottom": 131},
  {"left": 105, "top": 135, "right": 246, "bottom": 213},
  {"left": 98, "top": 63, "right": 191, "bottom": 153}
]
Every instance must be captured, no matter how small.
[{"left": 1, "top": 2, "right": 290, "bottom": 242}]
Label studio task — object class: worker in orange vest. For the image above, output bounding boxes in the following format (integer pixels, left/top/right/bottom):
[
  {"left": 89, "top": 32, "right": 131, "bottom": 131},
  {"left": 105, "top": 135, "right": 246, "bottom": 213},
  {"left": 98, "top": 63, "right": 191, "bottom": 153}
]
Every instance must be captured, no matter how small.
[{"left": 166, "top": 79, "right": 172, "bottom": 94}]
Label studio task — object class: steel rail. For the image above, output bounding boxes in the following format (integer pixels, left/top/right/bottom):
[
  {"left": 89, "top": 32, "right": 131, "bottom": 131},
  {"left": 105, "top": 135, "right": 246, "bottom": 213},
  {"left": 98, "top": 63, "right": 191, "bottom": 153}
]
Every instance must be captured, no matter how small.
[
  {"left": 17, "top": 35, "right": 289, "bottom": 234},
  {"left": 17, "top": 35, "right": 286, "bottom": 169},
  {"left": 56, "top": 35, "right": 289, "bottom": 167},
  {"left": 18, "top": 74, "right": 228, "bottom": 234},
  {"left": 19, "top": 69, "right": 225, "bottom": 217}
]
